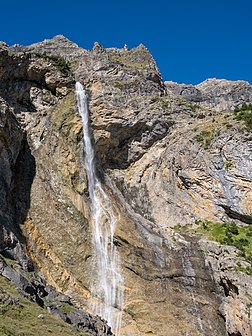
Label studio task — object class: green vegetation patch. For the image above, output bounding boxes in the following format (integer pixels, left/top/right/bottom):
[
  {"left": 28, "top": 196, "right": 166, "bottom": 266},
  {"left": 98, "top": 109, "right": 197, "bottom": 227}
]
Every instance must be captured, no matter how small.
[
  {"left": 33, "top": 52, "right": 70, "bottom": 73},
  {"left": 234, "top": 103, "right": 252, "bottom": 131},
  {"left": 188, "top": 103, "right": 201, "bottom": 114},
  {"left": 110, "top": 79, "right": 140, "bottom": 90},
  {"left": 194, "top": 130, "right": 215, "bottom": 149},
  {"left": 111, "top": 54, "right": 149, "bottom": 69},
  {"left": 224, "top": 160, "right": 234, "bottom": 170},
  {"left": 1, "top": 255, "right": 17, "bottom": 267},
  {"left": 173, "top": 224, "right": 182, "bottom": 231},
  {"left": 111, "top": 48, "right": 153, "bottom": 70},
  {"left": 57, "top": 302, "right": 74, "bottom": 314},
  {"left": 150, "top": 96, "right": 171, "bottom": 109},
  {"left": 193, "top": 220, "right": 252, "bottom": 275},
  {"left": 0, "top": 275, "right": 90, "bottom": 336}
]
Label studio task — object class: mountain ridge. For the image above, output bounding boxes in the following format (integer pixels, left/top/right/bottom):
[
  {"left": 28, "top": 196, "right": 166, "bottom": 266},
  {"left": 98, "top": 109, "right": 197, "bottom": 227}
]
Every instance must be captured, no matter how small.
[{"left": 0, "top": 35, "right": 251, "bottom": 336}]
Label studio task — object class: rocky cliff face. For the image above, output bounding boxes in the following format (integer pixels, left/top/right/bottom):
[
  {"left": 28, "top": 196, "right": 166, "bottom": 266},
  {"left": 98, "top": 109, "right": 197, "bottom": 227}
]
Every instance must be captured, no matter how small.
[{"left": 0, "top": 35, "right": 251, "bottom": 336}]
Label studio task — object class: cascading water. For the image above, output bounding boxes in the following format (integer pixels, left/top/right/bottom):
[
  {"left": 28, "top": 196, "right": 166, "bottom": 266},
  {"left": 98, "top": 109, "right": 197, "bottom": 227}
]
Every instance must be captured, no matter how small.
[{"left": 75, "top": 82, "right": 124, "bottom": 335}]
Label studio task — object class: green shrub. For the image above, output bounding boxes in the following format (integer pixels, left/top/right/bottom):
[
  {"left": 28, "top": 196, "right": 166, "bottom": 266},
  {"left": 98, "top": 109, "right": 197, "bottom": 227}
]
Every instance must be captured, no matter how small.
[
  {"left": 194, "top": 130, "right": 214, "bottom": 149},
  {"left": 234, "top": 103, "right": 252, "bottom": 112},
  {"left": 237, "top": 266, "right": 252, "bottom": 276},
  {"left": 150, "top": 96, "right": 171, "bottom": 109},
  {"left": 234, "top": 103, "right": 252, "bottom": 131},
  {"left": 224, "top": 160, "right": 234, "bottom": 170},
  {"left": 57, "top": 302, "right": 74, "bottom": 314},
  {"left": 226, "top": 222, "right": 239, "bottom": 235},
  {"left": 34, "top": 52, "right": 70, "bottom": 73},
  {"left": 234, "top": 238, "right": 249, "bottom": 250},
  {"left": 189, "top": 104, "right": 200, "bottom": 113},
  {"left": 111, "top": 79, "right": 139, "bottom": 90},
  {"left": 193, "top": 220, "right": 252, "bottom": 275},
  {"left": 173, "top": 224, "right": 181, "bottom": 231}
]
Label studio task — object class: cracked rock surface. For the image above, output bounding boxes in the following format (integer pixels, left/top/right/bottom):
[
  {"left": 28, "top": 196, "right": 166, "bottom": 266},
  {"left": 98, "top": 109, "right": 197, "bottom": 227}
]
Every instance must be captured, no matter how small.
[{"left": 0, "top": 35, "right": 251, "bottom": 335}]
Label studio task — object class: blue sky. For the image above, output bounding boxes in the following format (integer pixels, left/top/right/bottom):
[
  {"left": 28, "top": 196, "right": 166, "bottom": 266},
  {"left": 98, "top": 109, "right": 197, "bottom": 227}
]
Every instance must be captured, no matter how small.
[{"left": 1, "top": 0, "right": 251, "bottom": 84}]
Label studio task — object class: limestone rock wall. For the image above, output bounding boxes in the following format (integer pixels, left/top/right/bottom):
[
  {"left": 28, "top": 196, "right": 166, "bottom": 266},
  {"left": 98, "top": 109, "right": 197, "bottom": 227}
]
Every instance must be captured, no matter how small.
[{"left": 0, "top": 36, "right": 252, "bottom": 336}]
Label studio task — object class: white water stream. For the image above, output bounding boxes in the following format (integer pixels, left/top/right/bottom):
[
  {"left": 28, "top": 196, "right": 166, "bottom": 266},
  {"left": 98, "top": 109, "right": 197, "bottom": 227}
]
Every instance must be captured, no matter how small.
[{"left": 75, "top": 82, "right": 124, "bottom": 335}]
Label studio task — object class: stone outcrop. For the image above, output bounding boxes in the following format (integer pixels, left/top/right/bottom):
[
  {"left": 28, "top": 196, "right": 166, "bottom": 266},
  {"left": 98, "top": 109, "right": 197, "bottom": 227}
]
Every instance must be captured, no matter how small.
[
  {"left": 0, "top": 255, "right": 112, "bottom": 335},
  {"left": 166, "top": 78, "right": 252, "bottom": 111},
  {"left": 10, "top": 34, "right": 87, "bottom": 62},
  {"left": 0, "top": 35, "right": 251, "bottom": 336}
]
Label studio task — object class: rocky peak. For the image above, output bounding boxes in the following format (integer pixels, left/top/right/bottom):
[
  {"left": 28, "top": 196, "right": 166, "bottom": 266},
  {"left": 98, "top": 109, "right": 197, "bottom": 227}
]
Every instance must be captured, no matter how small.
[
  {"left": 10, "top": 34, "right": 87, "bottom": 62},
  {"left": 92, "top": 41, "right": 106, "bottom": 53},
  {"left": 165, "top": 78, "right": 252, "bottom": 111},
  {"left": 196, "top": 77, "right": 250, "bottom": 89},
  {"left": 196, "top": 78, "right": 252, "bottom": 99},
  {"left": 0, "top": 41, "right": 8, "bottom": 49},
  {"left": 196, "top": 78, "right": 252, "bottom": 111},
  {"left": 0, "top": 36, "right": 252, "bottom": 336}
]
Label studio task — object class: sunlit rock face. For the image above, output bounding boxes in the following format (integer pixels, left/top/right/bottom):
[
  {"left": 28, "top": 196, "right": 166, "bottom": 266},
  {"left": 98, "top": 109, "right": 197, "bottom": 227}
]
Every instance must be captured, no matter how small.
[{"left": 0, "top": 35, "right": 251, "bottom": 336}]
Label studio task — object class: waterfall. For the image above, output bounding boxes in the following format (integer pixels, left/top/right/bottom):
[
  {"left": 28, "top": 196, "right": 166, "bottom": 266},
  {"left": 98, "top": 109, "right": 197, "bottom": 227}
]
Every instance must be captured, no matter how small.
[{"left": 75, "top": 82, "right": 124, "bottom": 335}]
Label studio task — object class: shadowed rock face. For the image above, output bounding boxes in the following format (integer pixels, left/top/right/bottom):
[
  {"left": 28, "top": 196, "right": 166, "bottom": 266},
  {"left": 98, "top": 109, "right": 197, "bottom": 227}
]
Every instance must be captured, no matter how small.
[{"left": 0, "top": 35, "right": 251, "bottom": 335}]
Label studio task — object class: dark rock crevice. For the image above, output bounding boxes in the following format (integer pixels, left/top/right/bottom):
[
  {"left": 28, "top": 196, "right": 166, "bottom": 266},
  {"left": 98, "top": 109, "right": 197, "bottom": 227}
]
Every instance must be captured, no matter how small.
[
  {"left": 219, "top": 278, "right": 239, "bottom": 297},
  {"left": 0, "top": 134, "right": 35, "bottom": 270},
  {"left": 220, "top": 204, "right": 252, "bottom": 224},
  {"left": 11, "top": 136, "right": 36, "bottom": 229}
]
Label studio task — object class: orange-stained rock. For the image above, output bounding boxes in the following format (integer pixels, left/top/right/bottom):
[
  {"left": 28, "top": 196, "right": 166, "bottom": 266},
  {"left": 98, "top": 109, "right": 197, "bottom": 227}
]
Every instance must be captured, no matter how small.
[{"left": 0, "top": 35, "right": 251, "bottom": 336}]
